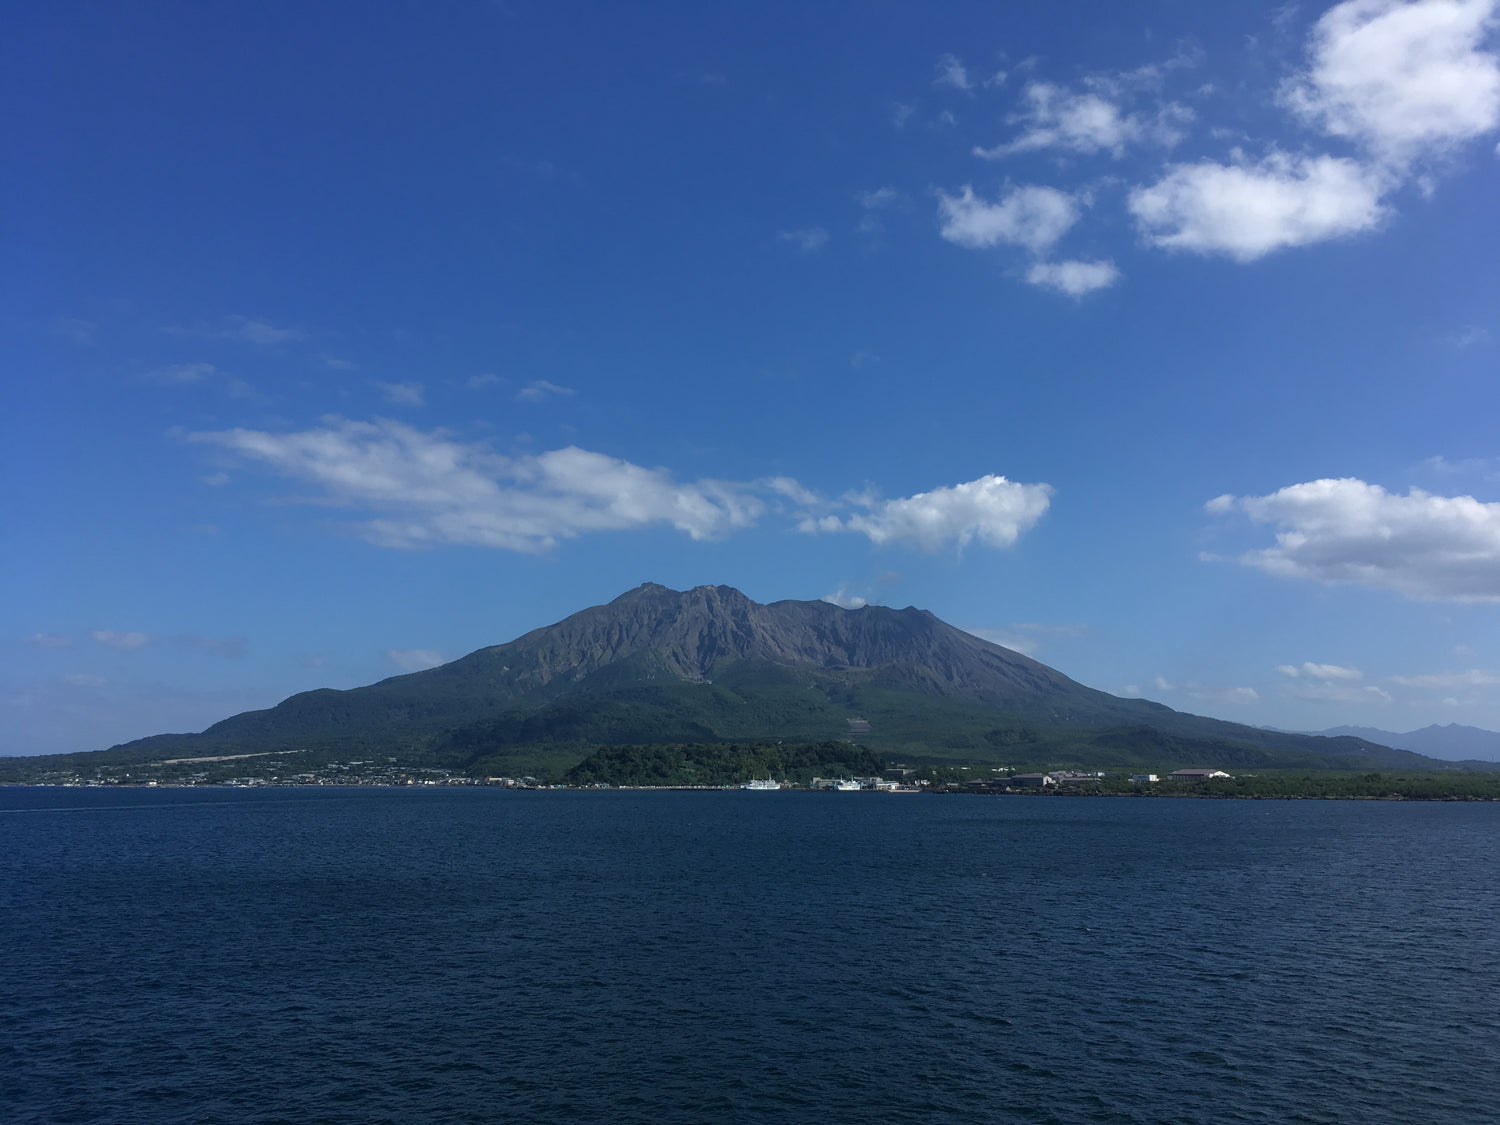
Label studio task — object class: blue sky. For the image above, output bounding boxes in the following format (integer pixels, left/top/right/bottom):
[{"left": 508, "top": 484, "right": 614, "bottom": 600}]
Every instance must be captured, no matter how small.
[{"left": 6, "top": 0, "right": 1500, "bottom": 756}]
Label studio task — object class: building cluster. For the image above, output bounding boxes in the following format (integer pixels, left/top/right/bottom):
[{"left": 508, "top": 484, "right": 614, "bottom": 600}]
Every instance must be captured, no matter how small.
[{"left": 967, "top": 768, "right": 1234, "bottom": 790}]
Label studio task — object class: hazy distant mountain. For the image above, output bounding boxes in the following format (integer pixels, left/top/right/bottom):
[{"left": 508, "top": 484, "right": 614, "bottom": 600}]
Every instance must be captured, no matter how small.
[
  {"left": 4, "top": 584, "right": 1462, "bottom": 779},
  {"left": 1314, "top": 724, "right": 1500, "bottom": 763}
]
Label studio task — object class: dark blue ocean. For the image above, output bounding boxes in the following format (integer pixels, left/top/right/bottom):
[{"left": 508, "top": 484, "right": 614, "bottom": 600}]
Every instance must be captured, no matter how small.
[{"left": 3, "top": 788, "right": 1497, "bottom": 1124}]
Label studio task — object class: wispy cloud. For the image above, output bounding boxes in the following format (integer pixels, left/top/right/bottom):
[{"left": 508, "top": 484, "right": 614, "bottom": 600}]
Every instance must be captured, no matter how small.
[
  {"left": 190, "top": 418, "right": 1055, "bottom": 558},
  {"left": 1390, "top": 667, "right": 1500, "bottom": 689},
  {"left": 171, "top": 315, "right": 306, "bottom": 346},
  {"left": 376, "top": 381, "right": 425, "bottom": 407},
  {"left": 91, "top": 630, "right": 151, "bottom": 650},
  {"left": 53, "top": 317, "right": 97, "bottom": 345},
  {"left": 191, "top": 418, "right": 772, "bottom": 553},
  {"left": 387, "top": 648, "right": 447, "bottom": 672},
  {"left": 777, "top": 227, "right": 830, "bottom": 253},
  {"left": 144, "top": 362, "right": 253, "bottom": 397},
  {"left": 517, "top": 380, "right": 575, "bottom": 402},
  {"left": 1277, "top": 661, "right": 1363, "bottom": 680},
  {"left": 1208, "top": 477, "right": 1500, "bottom": 602},
  {"left": 975, "top": 81, "right": 1193, "bottom": 159},
  {"left": 26, "top": 633, "right": 72, "bottom": 649},
  {"left": 934, "top": 53, "right": 974, "bottom": 91}
]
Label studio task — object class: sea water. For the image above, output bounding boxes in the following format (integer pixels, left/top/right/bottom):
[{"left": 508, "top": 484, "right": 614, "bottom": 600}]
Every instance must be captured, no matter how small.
[{"left": 2, "top": 787, "right": 1497, "bottom": 1124}]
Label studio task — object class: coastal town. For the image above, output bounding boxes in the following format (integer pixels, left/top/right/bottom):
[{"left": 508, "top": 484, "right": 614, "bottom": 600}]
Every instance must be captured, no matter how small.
[{"left": 15, "top": 753, "right": 1236, "bottom": 791}]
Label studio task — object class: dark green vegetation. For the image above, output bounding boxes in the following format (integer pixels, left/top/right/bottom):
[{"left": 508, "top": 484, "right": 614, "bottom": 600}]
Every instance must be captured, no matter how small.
[
  {"left": 1083, "top": 770, "right": 1500, "bottom": 800},
  {"left": 5, "top": 583, "right": 1496, "bottom": 785},
  {"left": 563, "top": 741, "right": 885, "bottom": 788}
]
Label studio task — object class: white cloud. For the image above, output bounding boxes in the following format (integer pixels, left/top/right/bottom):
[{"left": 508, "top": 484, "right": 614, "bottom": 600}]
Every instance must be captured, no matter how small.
[
  {"left": 1287, "top": 679, "right": 1393, "bottom": 703},
  {"left": 27, "top": 633, "right": 72, "bottom": 648},
  {"left": 1025, "top": 259, "right": 1122, "bottom": 296},
  {"left": 975, "top": 82, "right": 1194, "bottom": 158},
  {"left": 91, "top": 630, "right": 151, "bottom": 650},
  {"left": 387, "top": 649, "right": 447, "bottom": 672},
  {"left": 191, "top": 418, "right": 772, "bottom": 553},
  {"left": 777, "top": 227, "right": 830, "bottom": 253},
  {"left": 1129, "top": 151, "right": 1388, "bottom": 261},
  {"left": 821, "top": 589, "right": 869, "bottom": 610},
  {"left": 1277, "top": 661, "right": 1364, "bottom": 679},
  {"left": 376, "top": 381, "right": 425, "bottom": 406},
  {"left": 810, "top": 474, "right": 1053, "bottom": 553},
  {"left": 466, "top": 373, "right": 503, "bottom": 389},
  {"left": 171, "top": 316, "right": 305, "bottom": 346},
  {"left": 764, "top": 476, "right": 821, "bottom": 506},
  {"left": 517, "top": 380, "right": 575, "bottom": 402},
  {"left": 1281, "top": 0, "right": 1500, "bottom": 164},
  {"left": 934, "top": 54, "right": 974, "bottom": 91},
  {"left": 1209, "top": 477, "right": 1500, "bottom": 601},
  {"left": 961, "top": 627, "right": 1039, "bottom": 655},
  {"left": 1390, "top": 667, "right": 1500, "bottom": 687},
  {"left": 937, "top": 185, "right": 1080, "bottom": 255},
  {"left": 322, "top": 356, "right": 358, "bottom": 371},
  {"left": 229, "top": 317, "right": 304, "bottom": 345},
  {"left": 1188, "top": 684, "right": 1260, "bottom": 704},
  {"left": 857, "top": 187, "right": 899, "bottom": 209},
  {"left": 150, "top": 362, "right": 217, "bottom": 385}
]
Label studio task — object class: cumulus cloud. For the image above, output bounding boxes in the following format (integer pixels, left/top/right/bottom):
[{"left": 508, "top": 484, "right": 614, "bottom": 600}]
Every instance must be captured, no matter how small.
[
  {"left": 517, "top": 380, "right": 575, "bottom": 402},
  {"left": 809, "top": 474, "right": 1053, "bottom": 553},
  {"left": 1281, "top": 0, "right": 1500, "bottom": 164},
  {"left": 1025, "top": 259, "right": 1122, "bottom": 296},
  {"left": 937, "top": 185, "right": 1080, "bottom": 255},
  {"left": 777, "top": 227, "right": 830, "bottom": 253},
  {"left": 376, "top": 381, "right": 425, "bottom": 406},
  {"left": 1277, "top": 661, "right": 1364, "bottom": 679},
  {"left": 190, "top": 418, "right": 771, "bottom": 553},
  {"left": 1128, "top": 151, "right": 1388, "bottom": 260},
  {"left": 387, "top": 648, "right": 447, "bottom": 672},
  {"left": 1209, "top": 477, "right": 1500, "bottom": 601},
  {"left": 975, "top": 82, "right": 1194, "bottom": 158},
  {"left": 91, "top": 630, "right": 151, "bottom": 650}
]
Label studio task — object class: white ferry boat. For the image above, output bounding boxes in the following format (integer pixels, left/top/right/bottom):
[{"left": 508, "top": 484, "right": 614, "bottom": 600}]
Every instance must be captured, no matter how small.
[{"left": 740, "top": 777, "right": 781, "bottom": 790}]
